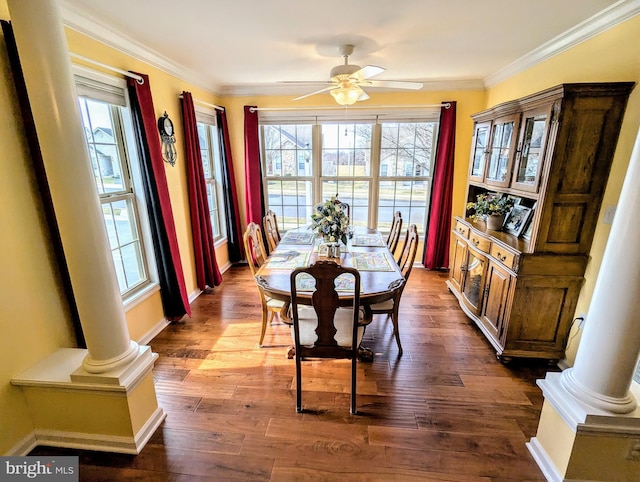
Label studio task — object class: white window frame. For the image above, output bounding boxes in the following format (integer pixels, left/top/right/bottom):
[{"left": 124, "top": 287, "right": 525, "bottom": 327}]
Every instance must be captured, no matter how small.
[
  {"left": 74, "top": 65, "right": 159, "bottom": 310},
  {"left": 194, "top": 106, "right": 227, "bottom": 244},
  {"left": 259, "top": 109, "right": 439, "bottom": 239}
]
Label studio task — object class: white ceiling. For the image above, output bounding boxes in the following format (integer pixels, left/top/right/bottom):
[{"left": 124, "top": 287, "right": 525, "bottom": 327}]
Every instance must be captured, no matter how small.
[{"left": 61, "top": 0, "right": 638, "bottom": 97}]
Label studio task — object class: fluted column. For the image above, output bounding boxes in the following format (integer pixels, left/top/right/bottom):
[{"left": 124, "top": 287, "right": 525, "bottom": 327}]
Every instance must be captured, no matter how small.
[
  {"left": 560, "top": 124, "right": 640, "bottom": 414},
  {"left": 8, "top": 0, "right": 138, "bottom": 373}
]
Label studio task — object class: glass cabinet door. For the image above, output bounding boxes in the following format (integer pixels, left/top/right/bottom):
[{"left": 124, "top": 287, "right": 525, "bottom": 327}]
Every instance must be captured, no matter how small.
[
  {"left": 461, "top": 245, "right": 487, "bottom": 315},
  {"left": 511, "top": 107, "right": 550, "bottom": 192},
  {"left": 485, "top": 115, "right": 519, "bottom": 188},
  {"left": 469, "top": 121, "right": 491, "bottom": 182}
]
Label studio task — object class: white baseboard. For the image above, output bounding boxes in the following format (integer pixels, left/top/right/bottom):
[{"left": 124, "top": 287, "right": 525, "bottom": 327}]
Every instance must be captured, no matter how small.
[
  {"left": 32, "top": 407, "right": 166, "bottom": 455},
  {"left": 5, "top": 432, "right": 38, "bottom": 456},
  {"left": 527, "top": 437, "right": 560, "bottom": 482},
  {"left": 136, "top": 317, "right": 170, "bottom": 345}
]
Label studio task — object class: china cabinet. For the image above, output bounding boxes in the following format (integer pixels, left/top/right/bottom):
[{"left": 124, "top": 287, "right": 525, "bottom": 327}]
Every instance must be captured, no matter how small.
[{"left": 447, "top": 83, "right": 634, "bottom": 362}]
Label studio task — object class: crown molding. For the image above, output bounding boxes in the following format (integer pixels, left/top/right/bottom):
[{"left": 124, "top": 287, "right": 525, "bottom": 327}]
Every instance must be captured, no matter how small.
[
  {"left": 60, "top": 2, "right": 219, "bottom": 94},
  {"left": 485, "top": 0, "right": 640, "bottom": 87},
  {"left": 219, "top": 78, "right": 486, "bottom": 97},
  {"left": 61, "top": 1, "right": 639, "bottom": 97}
]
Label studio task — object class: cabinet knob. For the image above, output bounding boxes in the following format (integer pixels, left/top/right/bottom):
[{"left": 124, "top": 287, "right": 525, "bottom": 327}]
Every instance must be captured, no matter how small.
[
  {"left": 473, "top": 239, "right": 480, "bottom": 246},
  {"left": 460, "top": 265, "right": 467, "bottom": 273},
  {"left": 496, "top": 252, "right": 507, "bottom": 262}
]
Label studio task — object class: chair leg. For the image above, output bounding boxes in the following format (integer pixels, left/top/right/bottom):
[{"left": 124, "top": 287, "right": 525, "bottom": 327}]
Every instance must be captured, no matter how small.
[
  {"left": 295, "top": 355, "right": 303, "bottom": 413},
  {"left": 259, "top": 303, "right": 269, "bottom": 346},
  {"left": 350, "top": 356, "right": 357, "bottom": 414},
  {"left": 391, "top": 305, "right": 403, "bottom": 356}
]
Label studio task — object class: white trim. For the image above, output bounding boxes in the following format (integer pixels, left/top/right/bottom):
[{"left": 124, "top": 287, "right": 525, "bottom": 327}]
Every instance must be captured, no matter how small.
[
  {"left": 136, "top": 317, "right": 171, "bottom": 345},
  {"left": 526, "top": 437, "right": 562, "bottom": 482},
  {"left": 32, "top": 407, "right": 165, "bottom": 455},
  {"left": 123, "top": 282, "right": 160, "bottom": 312},
  {"left": 5, "top": 432, "right": 38, "bottom": 456},
  {"left": 188, "top": 288, "right": 203, "bottom": 304},
  {"left": 60, "top": 3, "right": 215, "bottom": 93},
  {"left": 485, "top": 0, "right": 640, "bottom": 87}
]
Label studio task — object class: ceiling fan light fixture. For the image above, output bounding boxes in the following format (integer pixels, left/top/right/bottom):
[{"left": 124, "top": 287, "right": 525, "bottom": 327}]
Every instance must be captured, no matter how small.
[{"left": 330, "top": 84, "right": 363, "bottom": 106}]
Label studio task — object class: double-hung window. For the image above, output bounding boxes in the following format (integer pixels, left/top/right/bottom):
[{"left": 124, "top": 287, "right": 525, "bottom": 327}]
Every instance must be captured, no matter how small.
[
  {"left": 260, "top": 111, "right": 438, "bottom": 247},
  {"left": 75, "top": 67, "right": 157, "bottom": 305},
  {"left": 195, "top": 108, "right": 227, "bottom": 241}
]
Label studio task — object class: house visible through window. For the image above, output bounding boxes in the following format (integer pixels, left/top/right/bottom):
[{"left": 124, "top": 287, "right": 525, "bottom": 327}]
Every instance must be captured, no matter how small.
[
  {"left": 260, "top": 114, "right": 438, "bottom": 239},
  {"left": 75, "top": 68, "right": 157, "bottom": 303},
  {"left": 196, "top": 109, "right": 227, "bottom": 241}
]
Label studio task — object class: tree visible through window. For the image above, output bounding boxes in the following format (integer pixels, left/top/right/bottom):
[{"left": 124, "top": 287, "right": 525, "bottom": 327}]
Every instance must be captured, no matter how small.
[
  {"left": 78, "top": 97, "right": 149, "bottom": 296},
  {"left": 196, "top": 117, "right": 226, "bottom": 241},
  {"left": 260, "top": 118, "right": 436, "bottom": 240}
]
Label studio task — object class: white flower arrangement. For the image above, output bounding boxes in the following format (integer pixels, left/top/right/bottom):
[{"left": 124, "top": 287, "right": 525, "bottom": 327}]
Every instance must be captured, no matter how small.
[{"left": 310, "top": 194, "right": 351, "bottom": 245}]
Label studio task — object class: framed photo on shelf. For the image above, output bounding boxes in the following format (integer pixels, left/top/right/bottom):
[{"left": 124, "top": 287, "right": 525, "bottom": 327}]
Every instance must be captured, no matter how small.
[
  {"left": 521, "top": 202, "right": 536, "bottom": 241},
  {"left": 503, "top": 204, "right": 532, "bottom": 236}
]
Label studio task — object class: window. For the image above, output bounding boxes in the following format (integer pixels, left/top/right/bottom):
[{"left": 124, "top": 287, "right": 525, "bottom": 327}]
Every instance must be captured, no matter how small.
[
  {"left": 75, "top": 68, "right": 157, "bottom": 303},
  {"left": 195, "top": 109, "right": 227, "bottom": 241},
  {"left": 262, "top": 124, "right": 313, "bottom": 231},
  {"left": 260, "top": 114, "right": 438, "bottom": 241},
  {"left": 378, "top": 122, "right": 435, "bottom": 233}
]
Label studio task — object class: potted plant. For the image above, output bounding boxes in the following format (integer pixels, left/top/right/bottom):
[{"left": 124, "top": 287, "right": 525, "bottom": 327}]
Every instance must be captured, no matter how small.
[{"left": 466, "top": 193, "right": 516, "bottom": 231}]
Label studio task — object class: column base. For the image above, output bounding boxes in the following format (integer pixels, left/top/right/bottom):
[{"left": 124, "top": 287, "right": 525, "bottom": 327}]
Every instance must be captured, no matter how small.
[
  {"left": 530, "top": 372, "right": 640, "bottom": 481},
  {"left": 11, "top": 346, "right": 165, "bottom": 454}
]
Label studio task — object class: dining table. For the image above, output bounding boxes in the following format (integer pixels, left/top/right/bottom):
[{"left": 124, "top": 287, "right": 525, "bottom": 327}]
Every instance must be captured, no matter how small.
[
  {"left": 254, "top": 227, "right": 404, "bottom": 360},
  {"left": 256, "top": 227, "right": 403, "bottom": 304}
]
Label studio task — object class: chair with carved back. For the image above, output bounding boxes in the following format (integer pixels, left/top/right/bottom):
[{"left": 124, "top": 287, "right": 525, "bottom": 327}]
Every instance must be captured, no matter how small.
[
  {"left": 386, "top": 211, "right": 403, "bottom": 256},
  {"left": 243, "top": 222, "right": 288, "bottom": 346},
  {"left": 263, "top": 210, "right": 281, "bottom": 254},
  {"left": 365, "top": 224, "right": 418, "bottom": 356},
  {"left": 289, "top": 260, "right": 363, "bottom": 414}
]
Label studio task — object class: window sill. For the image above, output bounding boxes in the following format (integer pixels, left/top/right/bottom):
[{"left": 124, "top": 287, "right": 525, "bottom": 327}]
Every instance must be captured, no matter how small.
[
  {"left": 214, "top": 236, "right": 228, "bottom": 249},
  {"left": 123, "top": 282, "right": 161, "bottom": 312}
]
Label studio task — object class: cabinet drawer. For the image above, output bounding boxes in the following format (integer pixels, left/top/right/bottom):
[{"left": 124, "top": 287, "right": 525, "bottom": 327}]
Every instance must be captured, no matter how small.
[
  {"left": 491, "top": 244, "right": 516, "bottom": 270},
  {"left": 469, "top": 232, "right": 491, "bottom": 253},
  {"left": 454, "top": 220, "right": 470, "bottom": 238}
]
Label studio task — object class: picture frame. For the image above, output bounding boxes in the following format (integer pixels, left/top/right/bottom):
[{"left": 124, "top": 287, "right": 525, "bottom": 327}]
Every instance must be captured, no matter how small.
[
  {"left": 521, "top": 202, "right": 536, "bottom": 241},
  {"left": 503, "top": 204, "right": 532, "bottom": 236}
]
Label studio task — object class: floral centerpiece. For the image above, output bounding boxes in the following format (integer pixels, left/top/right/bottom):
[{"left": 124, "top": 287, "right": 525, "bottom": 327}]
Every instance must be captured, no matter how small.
[
  {"left": 310, "top": 194, "right": 351, "bottom": 245},
  {"left": 466, "top": 193, "right": 515, "bottom": 229}
]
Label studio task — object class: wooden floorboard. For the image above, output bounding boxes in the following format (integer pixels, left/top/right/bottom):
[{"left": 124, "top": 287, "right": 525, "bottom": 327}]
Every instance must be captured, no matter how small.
[{"left": 31, "top": 266, "right": 554, "bottom": 481}]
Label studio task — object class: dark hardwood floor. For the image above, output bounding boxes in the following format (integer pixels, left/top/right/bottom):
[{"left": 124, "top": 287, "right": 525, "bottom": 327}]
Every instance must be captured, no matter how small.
[{"left": 32, "top": 265, "right": 554, "bottom": 481}]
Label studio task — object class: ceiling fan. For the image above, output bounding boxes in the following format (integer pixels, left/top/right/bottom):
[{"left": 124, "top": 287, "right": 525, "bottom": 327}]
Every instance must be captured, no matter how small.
[{"left": 288, "top": 45, "right": 423, "bottom": 106}]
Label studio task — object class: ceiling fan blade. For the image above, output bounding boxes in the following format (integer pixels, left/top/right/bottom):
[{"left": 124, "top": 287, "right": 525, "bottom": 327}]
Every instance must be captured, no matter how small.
[
  {"left": 292, "top": 86, "right": 337, "bottom": 101},
  {"left": 368, "top": 79, "right": 424, "bottom": 90},
  {"left": 354, "top": 65, "right": 385, "bottom": 80},
  {"left": 278, "top": 81, "right": 333, "bottom": 85},
  {"left": 358, "top": 90, "right": 370, "bottom": 102}
]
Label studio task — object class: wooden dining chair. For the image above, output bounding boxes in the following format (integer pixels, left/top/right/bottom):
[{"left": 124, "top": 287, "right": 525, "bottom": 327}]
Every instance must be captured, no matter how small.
[
  {"left": 263, "top": 210, "right": 281, "bottom": 254},
  {"left": 289, "top": 260, "right": 363, "bottom": 414},
  {"left": 243, "top": 222, "right": 288, "bottom": 346},
  {"left": 386, "top": 211, "right": 403, "bottom": 256},
  {"left": 365, "top": 224, "right": 418, "bottom": 356}
]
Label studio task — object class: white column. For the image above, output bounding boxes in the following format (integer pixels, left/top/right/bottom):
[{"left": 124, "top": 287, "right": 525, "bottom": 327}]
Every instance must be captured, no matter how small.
[
  {"left": 561, "top": 125, "right": 640, "bottom": 414},
  {"left": 8, "top": 0, "right": 138, "bottom": 373}
]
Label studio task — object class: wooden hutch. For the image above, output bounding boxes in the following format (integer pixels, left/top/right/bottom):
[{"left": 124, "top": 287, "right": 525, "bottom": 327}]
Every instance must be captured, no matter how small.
[{"left": 447, "top": 83, "right": 634, "bottom": 362}]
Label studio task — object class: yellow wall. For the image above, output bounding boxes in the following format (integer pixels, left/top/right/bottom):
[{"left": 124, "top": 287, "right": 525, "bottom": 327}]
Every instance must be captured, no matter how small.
[
  {"left": 63, "top": 29, "right": 228, "bottom": 334},
  {"left": 1, "top": 0, "right": 638, "bottom": 457},
  {"left": 0, "top": 3, "right": 225, "bottom": 454},
  {"left": 221, "top": 90, "right": 486, "bottom": 231},
  {"left": 485, "top": 15, "right": 640, "bottom": 363},
  {"left": 0, "top": 1, "right": 76, "bottom": 453}
]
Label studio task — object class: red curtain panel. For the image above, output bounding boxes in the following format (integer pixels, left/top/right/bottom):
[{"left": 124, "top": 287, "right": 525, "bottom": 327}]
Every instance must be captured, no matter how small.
[
  {"left": 127, "top": 73, "right": 191, "bottom": 318},
  {"left": 217, "top": 108, "right": 244, "bottom": 263},
  {"left": 244, "top": 106, "right": 265, "bottom": 226},
  {"left": 424, "top": 101, "right": 457, "bottom": 270},
  {"left": 181, "top": 92, "right": 222, "bottom": 290}
]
